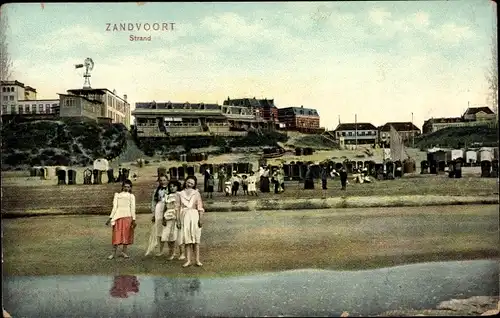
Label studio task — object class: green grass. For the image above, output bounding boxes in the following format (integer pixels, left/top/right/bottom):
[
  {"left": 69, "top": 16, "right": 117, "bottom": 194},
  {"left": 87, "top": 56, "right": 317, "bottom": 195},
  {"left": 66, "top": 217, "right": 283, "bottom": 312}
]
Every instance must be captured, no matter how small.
[
  {"left": 415, "top": 125, "right": 498, "bottom": 149},
  {"left": 1, "top": 120, "right": 127, "bottom": 169}
]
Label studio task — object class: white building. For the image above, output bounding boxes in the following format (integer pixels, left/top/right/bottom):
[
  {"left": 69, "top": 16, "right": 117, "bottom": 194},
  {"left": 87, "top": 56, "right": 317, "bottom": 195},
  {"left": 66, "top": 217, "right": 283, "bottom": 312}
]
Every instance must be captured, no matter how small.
[
  {"left": 66, "top": 88, "right": 130, "bottom": 127},
  {"left": 1, "top": 80, "right": 59, "bottom": 116},
  {"left": 333, "top": 122, "right": 378, "bottom": 145}
]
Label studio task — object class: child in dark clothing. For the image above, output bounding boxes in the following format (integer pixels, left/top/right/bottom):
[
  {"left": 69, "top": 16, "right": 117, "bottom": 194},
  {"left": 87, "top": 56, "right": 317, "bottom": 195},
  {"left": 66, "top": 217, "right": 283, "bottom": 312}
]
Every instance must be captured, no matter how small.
[
  {"left": 340, "top": 166, "right": 348, "bottom": 190},
  {"left": 241, "top": 175, "right": 248, "bottom": 195},
  {"left": 206, "top": 175, "right": 215, "bottom": 199}
]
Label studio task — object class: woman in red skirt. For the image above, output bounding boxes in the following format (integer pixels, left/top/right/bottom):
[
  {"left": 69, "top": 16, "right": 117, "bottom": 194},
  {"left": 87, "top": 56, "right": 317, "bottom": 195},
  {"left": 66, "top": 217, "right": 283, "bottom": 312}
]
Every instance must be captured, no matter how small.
[{"left": 106, "top": 179, "right": 137, "bottom": 259}]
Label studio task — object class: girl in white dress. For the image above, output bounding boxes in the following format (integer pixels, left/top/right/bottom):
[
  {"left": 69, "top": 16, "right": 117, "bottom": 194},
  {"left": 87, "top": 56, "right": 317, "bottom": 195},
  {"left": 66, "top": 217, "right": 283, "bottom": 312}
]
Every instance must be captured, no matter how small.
[
  {"left": 175, "top": 176, "right": 205, "bottom": 268},
  {"left": 149, "top": 175, "right": 169, "bottom": 256},
  {"left": 163, "top": 180, "right": 181, "bottom": 261},
  {"left": 247, "top": 171, "right": 258, "bottom": 196}
]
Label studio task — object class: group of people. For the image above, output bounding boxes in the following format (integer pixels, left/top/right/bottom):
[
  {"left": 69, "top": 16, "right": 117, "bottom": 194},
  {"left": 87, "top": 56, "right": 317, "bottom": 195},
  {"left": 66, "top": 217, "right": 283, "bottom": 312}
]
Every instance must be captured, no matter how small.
[
  {"left": 106, "top": 175, "right": 205, "bottom": 268},
  {"left": 104, "top": 163, "right": 359, "bottom": 263},
  {"left": 305, "top": 164, "right": 350, "bottom": 190},
  {"left": 203, "top": 165, "right": 286, "bottom": 197}
]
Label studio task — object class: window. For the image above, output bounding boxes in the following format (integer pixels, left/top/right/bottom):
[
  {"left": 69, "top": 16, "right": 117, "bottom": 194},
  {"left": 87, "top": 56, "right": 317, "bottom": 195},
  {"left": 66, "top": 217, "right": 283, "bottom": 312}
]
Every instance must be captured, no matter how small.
[
  {"left": 45, "top": 104, "right": 51, "bottom": 113},
  {"left": 341, "top": 132, "right": 346, "bottom": 137},
  {"left": 31, "top": 104, "right": 37, "bottom": 114},
  {"left": 9, "top": 95, "right": 14, "bottom": 101},
  {"left": 2, "top": 105, "right": 7, "bottom": 113},
  {"left": 361, "top": 131, "right": 366, "bottom": 136},
  {"left": 10, "top": 106, "right": 16, "bottom": 114},
  {"left": 18, "top": 105, "right": 23, "bottom": 114},
  {"left": 2, "top": 95, "right": 7, "bottom": 101},
  {"left": 38, "top": 104, "right": 44, "bottom": 113},
  {"left": 2, "top": 87, "right": 5, "bottom": 92},
  {"left": 348, "top": 132, "right": 353, "bottom": 136}
]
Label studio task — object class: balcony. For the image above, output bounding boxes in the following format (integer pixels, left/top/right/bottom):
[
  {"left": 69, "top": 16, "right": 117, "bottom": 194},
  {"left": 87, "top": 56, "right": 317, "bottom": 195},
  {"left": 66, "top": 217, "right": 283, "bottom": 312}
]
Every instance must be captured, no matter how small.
[{"left": 132, "top": 108, "right": 222, "bottom": 116}]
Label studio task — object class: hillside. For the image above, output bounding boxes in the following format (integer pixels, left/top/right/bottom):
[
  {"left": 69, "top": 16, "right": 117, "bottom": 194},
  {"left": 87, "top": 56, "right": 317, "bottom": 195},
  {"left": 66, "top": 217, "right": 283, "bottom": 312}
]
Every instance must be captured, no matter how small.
[
  {"left": 283, "top": 131, "right": 337, "bottom": 150},
  {"left": 134, "top": 130, "right": 290, "bottom": 156},
  {"left": 1, "top": 120, "right": 127, "bottom": 170},
  {"left": 415, "top": 125, "right": 498, "bottom": 149}
]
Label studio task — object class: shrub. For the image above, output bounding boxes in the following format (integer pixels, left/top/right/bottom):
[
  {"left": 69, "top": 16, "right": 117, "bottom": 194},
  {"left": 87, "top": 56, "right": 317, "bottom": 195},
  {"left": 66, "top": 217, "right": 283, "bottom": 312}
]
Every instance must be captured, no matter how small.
[{"left": 4, "top": 152, "right": 30, "bottom": 166}]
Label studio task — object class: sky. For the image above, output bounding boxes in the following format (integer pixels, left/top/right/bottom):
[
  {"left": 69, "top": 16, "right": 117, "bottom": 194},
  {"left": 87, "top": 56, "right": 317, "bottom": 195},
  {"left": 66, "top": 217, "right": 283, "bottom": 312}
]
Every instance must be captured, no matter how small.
[{"left": 1, "top": 1, "right": 497, "bottom": 130}]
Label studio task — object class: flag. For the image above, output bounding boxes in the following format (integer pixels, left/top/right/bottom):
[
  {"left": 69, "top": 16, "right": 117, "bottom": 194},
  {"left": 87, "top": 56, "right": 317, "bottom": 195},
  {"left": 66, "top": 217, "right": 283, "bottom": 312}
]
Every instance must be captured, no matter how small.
[{"left": 390, "top": 125, "right": 404, "bottom": 161}]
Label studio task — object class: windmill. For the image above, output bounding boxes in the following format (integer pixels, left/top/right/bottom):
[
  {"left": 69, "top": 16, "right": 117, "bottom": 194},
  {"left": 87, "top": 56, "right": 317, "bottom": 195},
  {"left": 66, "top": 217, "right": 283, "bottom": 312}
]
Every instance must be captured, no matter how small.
[{"left": 74, "top": 57, "right": 95, "bottom": 89}]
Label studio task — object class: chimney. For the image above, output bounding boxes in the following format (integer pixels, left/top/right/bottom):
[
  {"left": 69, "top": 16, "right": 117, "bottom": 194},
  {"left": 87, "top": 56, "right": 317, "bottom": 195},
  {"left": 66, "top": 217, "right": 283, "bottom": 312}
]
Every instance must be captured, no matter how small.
[{"left": 123, "top": 94, "right": 127, "bottom": 101}]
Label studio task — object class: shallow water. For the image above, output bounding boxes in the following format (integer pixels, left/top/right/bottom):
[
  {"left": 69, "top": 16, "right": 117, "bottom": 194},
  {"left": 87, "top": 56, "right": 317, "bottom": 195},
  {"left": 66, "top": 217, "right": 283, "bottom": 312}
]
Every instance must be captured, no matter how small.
[{"left": 3, "top": 260, "right": 498, "bottom": 317}]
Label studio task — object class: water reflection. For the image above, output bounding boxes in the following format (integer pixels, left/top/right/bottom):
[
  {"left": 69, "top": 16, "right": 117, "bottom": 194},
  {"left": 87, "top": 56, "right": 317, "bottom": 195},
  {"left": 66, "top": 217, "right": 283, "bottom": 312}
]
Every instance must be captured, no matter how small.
[
  {"left": 154, "top": 277, "right": 200, "bottom": 300},
  {"left": 2, "top": 260, "right": 499, "bottom": 317},
  {"left": 153, "top": 277, "right": 202, "bottom": 316},
  {"left": 110, "top": 275, "right": 140, "bottom": 298}
]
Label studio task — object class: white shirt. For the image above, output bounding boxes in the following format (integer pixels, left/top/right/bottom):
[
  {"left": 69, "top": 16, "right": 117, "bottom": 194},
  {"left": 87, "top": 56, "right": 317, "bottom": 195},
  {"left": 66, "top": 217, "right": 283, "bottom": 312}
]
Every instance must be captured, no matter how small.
[{"left": 109, "top": 192, "right": 136, "bottom": 225}]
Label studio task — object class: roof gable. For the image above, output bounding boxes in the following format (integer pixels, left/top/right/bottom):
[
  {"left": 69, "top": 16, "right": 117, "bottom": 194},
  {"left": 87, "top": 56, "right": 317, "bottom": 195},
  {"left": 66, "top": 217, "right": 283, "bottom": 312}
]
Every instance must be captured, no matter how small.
[
  {"left": 280, "top": 106, "right": 319, "bottom": 116},
  {"left": 464, "top": 107, "right": 494, "bottom": 115},
  {"left": 335, "top": 123, "right": 377, "bottom": 131},
  {"left": 379, "top": 122, "right": 420, "bottom": 132}
]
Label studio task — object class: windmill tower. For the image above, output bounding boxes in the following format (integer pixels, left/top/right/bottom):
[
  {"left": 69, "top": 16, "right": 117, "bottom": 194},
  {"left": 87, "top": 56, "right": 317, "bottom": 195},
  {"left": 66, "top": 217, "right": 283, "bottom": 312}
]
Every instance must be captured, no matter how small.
[{"left": 74, "top": 58, "right": 95, "bottom": 89}]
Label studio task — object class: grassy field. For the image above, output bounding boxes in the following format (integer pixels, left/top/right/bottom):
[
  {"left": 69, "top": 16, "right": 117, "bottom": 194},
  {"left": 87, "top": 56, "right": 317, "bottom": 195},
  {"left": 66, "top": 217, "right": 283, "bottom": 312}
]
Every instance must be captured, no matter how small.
[{"left": 2, "top": 205, "right": 498, "bottom": 277}]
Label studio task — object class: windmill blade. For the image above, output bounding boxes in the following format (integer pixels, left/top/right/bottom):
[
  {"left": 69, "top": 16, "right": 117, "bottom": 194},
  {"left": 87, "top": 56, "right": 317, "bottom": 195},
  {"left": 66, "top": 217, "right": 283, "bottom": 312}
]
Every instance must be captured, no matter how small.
[{"left": 75, "top": 64, "right": 84, "bottom": 69}]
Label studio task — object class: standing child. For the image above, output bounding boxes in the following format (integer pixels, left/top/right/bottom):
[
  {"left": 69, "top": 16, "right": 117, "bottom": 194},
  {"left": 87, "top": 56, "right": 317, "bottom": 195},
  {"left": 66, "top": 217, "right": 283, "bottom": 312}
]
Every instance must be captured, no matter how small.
[
  {"left": 320, "top": 165, "right": 328, "bottom": 190},
  {"left": 241, "top": 175, "right": 249, "bottom": 195},
  {"left": 206, "top": 175, "right": 215, "bottom": 199},
  {"left": 164, "top": 180, "right": 181, "bottom": 261},
  {"left": 106, "top": 179, "right": 136, "bottom": 259},
  {"left": 340, "top": 166, "right": 348, "bottom": 190},
  {"left": 247, "top": 171, "right": 258, "bottom": 196},
  {"left": 149, "top": 175, "right": 169, "bottom": 256},
  {"left": 230, "top": 172, "right": 240, "bottom": 196}
]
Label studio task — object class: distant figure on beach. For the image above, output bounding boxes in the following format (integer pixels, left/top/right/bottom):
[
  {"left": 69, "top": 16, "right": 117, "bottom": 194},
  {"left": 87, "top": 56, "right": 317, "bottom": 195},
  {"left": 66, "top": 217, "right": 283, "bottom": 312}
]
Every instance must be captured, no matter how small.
[
  {"left": 203, "top": 168, "right": 211, "bottom": 192},
  {"left": 176, "top": 176, "right": 204, "bottom": 267},
  {"left": 320, "top": 165, "right": 328, "bottom": 190},
  {"left": 230, "top": 172, "right": 241, "bottom": 196},
  {"left": 340, "top": 166, "right": 348, "bottom": 190},
  {"left": 273, "top": 167, "right": 285, "bottom": 193},
  {"left": 304, "top": 165, "right": 314, "bottom": 190},
  {"left": 260, "top": 165, "right": 271, "bottom": 193},
  {"left": 247, "top": 171, "right": 258, "bottom": 196},
  {"left": 106, "top": 179, "right": 136, "bottom": 259},
  {"left": 218, "top": 167, "right": 226, "bottom": 192},
  {"left": 206, "top": 174, "right": 215, "bottom": 199},
  {"left": 241, "top": 175, "right": 249, "bottom": 195}
]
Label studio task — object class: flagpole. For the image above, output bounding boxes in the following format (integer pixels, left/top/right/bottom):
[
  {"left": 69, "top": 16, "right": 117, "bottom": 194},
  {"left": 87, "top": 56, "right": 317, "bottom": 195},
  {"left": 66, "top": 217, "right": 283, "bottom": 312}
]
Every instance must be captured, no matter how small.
[
  {"left": 411, "top": 112, "right": 415, "bottom": 148},
  {"left": 355, "top": 114, "right": 358, "bottom": 148}
]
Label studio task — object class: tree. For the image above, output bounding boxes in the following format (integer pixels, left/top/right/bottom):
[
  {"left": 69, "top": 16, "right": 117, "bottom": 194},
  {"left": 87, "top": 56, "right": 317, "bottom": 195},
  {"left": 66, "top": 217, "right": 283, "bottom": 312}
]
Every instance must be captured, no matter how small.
[
  {"left": 0, "top": 8, "right": 12, "bottom": 81},
  {"left": 486, "top": 7, "right": 498, "bottom": 116}
]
